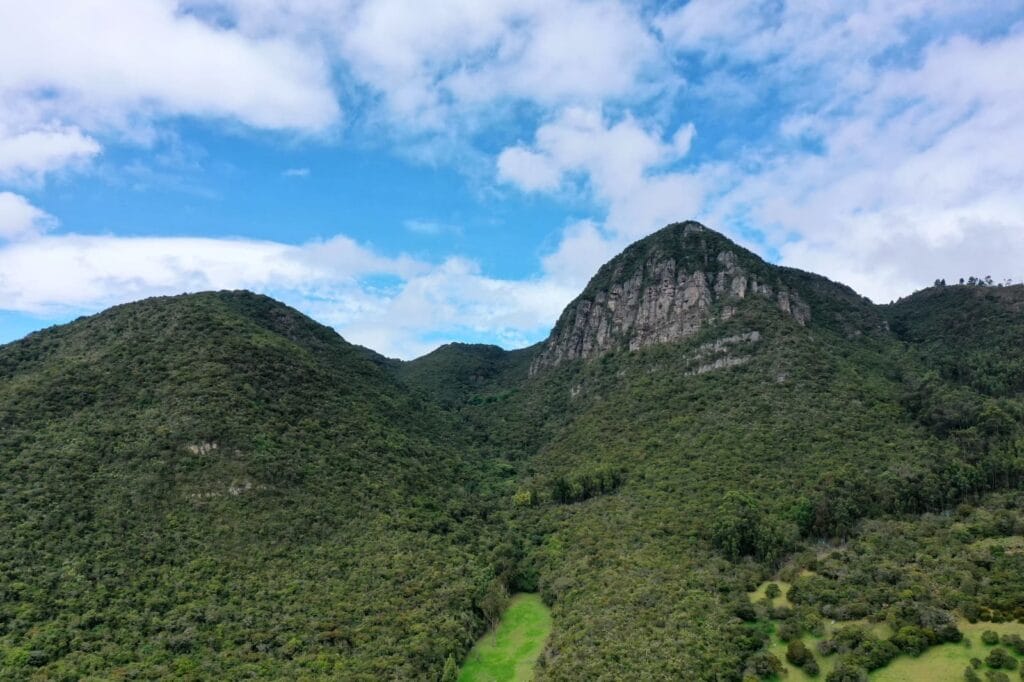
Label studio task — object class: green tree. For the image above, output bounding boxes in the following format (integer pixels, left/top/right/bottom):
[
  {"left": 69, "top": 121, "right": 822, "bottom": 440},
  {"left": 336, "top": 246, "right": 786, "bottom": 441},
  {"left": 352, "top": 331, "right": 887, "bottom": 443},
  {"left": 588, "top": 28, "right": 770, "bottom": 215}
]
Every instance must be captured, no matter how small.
[
  {"left": 786, "top": 639, "right": 812, "bottom": 667},
  {"left": 441, "top": 654, "right": 459, "bottom": 682}
]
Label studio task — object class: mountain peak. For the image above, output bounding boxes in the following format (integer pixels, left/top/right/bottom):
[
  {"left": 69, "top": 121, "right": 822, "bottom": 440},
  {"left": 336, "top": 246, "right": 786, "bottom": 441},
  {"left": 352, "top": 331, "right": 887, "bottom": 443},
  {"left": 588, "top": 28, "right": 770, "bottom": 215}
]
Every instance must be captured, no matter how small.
[{"left": 529, "top": 221, "right": 812, "bottom": 374}]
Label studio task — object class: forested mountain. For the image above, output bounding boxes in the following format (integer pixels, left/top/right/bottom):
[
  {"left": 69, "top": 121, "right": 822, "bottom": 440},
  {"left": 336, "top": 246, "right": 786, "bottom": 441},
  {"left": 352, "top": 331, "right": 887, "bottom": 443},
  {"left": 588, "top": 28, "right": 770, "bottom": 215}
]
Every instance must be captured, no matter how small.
[
  {"left": 2, "top": 223, "right": 1022, "bottom": 680},
  {"left": 0, "top": 292, "right": 510, "bottom": 679}
]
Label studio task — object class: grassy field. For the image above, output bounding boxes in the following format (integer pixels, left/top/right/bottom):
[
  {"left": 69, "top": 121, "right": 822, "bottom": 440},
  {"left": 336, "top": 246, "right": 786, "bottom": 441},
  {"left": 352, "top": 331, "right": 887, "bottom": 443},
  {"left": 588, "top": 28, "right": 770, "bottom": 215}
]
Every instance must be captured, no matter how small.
[
  {"left": 749, "top": 581, "right": 1024, "bottom": 680},
  {"left": 459, "top": 593, "right": 552, "bottom": 682},
  {"left": 749, "top": 580, "right": 794, "bottom": 609},
  {"left": 874, "top": 620, "right": 1023, "bottom": 681}
]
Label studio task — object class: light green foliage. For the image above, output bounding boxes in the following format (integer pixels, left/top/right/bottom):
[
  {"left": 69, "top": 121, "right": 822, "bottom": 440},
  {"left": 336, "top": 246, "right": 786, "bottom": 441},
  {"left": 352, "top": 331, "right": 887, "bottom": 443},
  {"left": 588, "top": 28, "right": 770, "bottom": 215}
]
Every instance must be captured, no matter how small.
[{"left": 459, "top": 594, "right": 552, "bottom": 682}]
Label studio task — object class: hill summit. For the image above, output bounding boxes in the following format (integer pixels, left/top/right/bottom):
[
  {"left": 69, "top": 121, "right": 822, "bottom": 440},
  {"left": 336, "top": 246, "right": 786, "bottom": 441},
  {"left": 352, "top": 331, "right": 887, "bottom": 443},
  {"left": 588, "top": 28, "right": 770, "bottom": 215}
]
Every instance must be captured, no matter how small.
[{"left": 531, "top": 222, "right": 814, "bottom": 373}]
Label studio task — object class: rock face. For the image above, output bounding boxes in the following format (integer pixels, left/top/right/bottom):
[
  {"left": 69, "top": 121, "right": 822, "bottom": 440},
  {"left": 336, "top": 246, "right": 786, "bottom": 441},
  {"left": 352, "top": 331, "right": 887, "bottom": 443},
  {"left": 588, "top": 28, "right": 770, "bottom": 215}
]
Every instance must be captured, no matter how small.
[{"left": 530, "top": 222, "right": 811, "bottom": 375}]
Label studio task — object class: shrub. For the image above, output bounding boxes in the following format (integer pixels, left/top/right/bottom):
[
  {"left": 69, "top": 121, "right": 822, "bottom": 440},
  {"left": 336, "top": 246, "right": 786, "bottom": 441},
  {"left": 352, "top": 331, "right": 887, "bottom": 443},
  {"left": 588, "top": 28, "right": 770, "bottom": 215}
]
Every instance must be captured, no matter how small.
[
  {"left": 745, "top": 651, "right": 784, "bottom": 679},
  {"left": 787, "top": 639, "right": 812, "bottom": 667},
  {"left": 893, "top": 625, "right": 930, "bottom": 656},
  {"left": 778, "top": 619, "right": 802, "bottom": 642},
  {"left": 818, "top": 639, "right": 839, "bottom": 656},
  {"left": 984, "top": 631, "right": 1001, "bottom": 646},
  {"left": 1001, "top": 634, "right": 1024, "bottom": 655},
  {"left": 986, "top": 647, "right": 1015, "bottom": 670},
  {"left": 826, "top": 661, "right": 869, "bottom": 682},
  {"left": 765, "top": 583, "right": 782, "bottom": 599}
]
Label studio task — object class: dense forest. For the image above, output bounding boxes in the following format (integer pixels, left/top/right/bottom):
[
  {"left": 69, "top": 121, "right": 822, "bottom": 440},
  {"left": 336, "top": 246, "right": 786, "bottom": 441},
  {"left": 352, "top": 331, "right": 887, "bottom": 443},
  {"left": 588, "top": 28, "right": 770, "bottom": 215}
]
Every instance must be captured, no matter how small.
[{"left": 1, "top": 222, "right": 1022, "bottom": 680}]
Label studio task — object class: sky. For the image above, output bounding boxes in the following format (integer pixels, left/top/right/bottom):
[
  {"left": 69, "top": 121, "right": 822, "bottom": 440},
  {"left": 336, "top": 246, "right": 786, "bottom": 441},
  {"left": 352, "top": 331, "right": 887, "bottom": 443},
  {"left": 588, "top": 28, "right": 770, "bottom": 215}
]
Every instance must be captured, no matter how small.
[{"left": 1, "top": 1, "right": 1023, "bottom": 359}]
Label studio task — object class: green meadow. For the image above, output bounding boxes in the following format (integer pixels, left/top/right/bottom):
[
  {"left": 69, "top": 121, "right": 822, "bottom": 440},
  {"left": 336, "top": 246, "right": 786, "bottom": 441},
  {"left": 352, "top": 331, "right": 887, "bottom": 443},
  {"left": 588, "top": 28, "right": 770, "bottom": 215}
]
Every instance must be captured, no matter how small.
[
  {"left": 459, "top": 594, "right": 552, "bottom": 682},
  {"left": 749, "top": 581, "right": 1024, "bottom": 681}
]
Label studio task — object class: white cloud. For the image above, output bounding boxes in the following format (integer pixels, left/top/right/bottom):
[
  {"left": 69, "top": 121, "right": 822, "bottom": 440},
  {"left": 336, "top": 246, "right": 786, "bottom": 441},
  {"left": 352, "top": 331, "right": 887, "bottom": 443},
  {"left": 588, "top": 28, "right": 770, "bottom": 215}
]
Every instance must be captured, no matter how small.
[
  {"left": 0, "top": 127, "right": 101, "bottom": 184},
  {"left": 704, "top": 26, "right": 1024, "bottom": 301},
  {"left": 0, "top": 0, "right": 339, "bottom": 190},
  {"left": 498, "top": 4, "right": 1024, "bottom": 304},
  {"left": 0, "top": 230, "right": 576, "bottom": 359},
  {"left": 0, "top": 193, "right": 55, "bottom": 241},
  {"left": 196, "top": 0, "right": 667, "bottom": 129},
  {"left": 498, "top": 108, "right": 706, "bottom": 289},
  {"left": 282, "top": 167, "right": 311, "bottom": 177},
  {"left": 0, "top": 1, "right": 339, "bottom": 133},
  {"left": 498, "top": 108, "right": 700, "bottom": 221}
]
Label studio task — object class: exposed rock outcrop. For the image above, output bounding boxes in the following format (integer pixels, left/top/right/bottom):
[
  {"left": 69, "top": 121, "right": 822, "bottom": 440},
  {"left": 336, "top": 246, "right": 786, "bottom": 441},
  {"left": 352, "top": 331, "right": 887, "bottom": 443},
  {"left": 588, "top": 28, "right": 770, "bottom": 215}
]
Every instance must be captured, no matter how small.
[{"left": 530, "top": 222, "right": 810, "bottom": 375}]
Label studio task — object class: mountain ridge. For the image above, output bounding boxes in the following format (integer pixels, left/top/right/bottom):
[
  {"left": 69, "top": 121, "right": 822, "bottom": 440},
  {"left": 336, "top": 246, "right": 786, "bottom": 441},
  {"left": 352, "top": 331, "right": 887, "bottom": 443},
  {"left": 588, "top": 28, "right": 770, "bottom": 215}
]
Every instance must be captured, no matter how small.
[{"left": 1, "top": 222, "right": 1023, "bottom": 680}]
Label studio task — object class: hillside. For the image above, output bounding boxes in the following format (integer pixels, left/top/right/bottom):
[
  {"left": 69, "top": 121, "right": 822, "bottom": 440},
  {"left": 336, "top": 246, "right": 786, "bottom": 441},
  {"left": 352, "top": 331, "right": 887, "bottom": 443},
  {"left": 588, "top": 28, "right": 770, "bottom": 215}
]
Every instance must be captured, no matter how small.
[
  {"left": 0, "top": 292, "right": 509, "bottom": 679},
  {"left": 2, "top": 224, "right": 1023, "bottom": 681},
  {"left": 403, "top": 223, "right": 1024, "bottom": 680}
]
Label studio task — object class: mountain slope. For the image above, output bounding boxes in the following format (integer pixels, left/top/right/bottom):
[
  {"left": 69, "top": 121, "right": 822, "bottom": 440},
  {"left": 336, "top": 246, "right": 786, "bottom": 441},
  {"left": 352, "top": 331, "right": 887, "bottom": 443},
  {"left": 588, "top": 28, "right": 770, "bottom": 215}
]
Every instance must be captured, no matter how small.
[
  {"left": 3, "top": 224, "right": 1023, "bottom": 681},
  {"left": 0, "top": 291, "right": 507, "bottom": 680},
  {"left": 411, "top": 223, "right": 1024, "bottom": 680}
]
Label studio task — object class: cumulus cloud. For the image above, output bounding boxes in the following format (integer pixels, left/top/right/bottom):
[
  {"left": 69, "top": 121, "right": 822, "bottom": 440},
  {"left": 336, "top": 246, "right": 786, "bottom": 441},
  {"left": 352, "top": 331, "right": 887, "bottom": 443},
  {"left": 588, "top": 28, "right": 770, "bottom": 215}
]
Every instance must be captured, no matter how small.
[
  {"left": 0, "top": 1, "right": 339, "bottom": 133},
  {"left": 0, "top": 127, "right": 101, "bottom": 185},
  {"left": 0, "top": 231, "right": 576, "bottom": 359},
  {"left": 0, "top": 193, "right": 56, "bottom": 241},
  {"left": 193, "top": 0, "right": 667, "bottom": 129},
  {"left": 3, "top": 0, "right": 1023, "bottom": 353},
  {"left": 703, "top": 24, "right": 1024, "bottom": 301},
  {"left": 498, "top": 108, "right": 705, "bottom": 290},
  {"left": 0, "top": 0, "right": 339, "bottom": 194},
  {"left": 497, "top": 3, "right": 1024, "bottom": 303}
]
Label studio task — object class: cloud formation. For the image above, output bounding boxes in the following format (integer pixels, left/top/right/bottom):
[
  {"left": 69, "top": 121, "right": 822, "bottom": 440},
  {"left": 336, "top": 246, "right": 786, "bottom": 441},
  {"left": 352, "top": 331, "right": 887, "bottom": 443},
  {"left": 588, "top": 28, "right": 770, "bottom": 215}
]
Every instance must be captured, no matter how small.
[
  {"left": 0, "top": 231, "right": 575, "bottom": 359},
  {"left": 2, "top": 1, "right": 1023, "bottom": 355},
  {"left": 0, "top": 193, "right": 56, "bottom": 241}
]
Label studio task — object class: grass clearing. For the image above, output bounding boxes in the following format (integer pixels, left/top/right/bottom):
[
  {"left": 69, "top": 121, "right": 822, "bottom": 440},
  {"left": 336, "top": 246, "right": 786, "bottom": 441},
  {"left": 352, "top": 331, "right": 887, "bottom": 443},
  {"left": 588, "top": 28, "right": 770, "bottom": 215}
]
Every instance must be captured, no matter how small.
[
  {"left": 873, "top": 620, "right": 1023, "bottom": 681},
  {"left": 748, "top": 582, "right": 1024, "bottom": 680},
  {"left": 749, "top": 580, "right": 794, "bottom": 609},
  {"left": 459, "top": 593, "right": 552, "bottom": 682}
]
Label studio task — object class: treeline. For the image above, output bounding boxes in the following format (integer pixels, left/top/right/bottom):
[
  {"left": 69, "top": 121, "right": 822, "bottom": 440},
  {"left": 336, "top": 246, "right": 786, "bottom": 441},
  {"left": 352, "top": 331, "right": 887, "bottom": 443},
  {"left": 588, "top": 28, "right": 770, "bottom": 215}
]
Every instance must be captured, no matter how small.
[
  {"left": 934, "top": 276, "right": 1018, "bottom": 287},
  {"left": 550, "top": 466, "right": 624, "bottom": 504}
]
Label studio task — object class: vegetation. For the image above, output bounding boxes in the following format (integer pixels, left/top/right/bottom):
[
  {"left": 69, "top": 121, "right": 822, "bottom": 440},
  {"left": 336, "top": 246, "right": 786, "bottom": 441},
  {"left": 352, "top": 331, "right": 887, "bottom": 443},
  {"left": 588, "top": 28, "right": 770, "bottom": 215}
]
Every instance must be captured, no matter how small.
[
  {"left": 0, "top": 292, "right": 510, "bottom": 679},
  {"left": 458, "top": 594, "right": 552, "bottom": 682},
  {"left": 1, "top": 224, "right": 1023, "bottom": 679}
]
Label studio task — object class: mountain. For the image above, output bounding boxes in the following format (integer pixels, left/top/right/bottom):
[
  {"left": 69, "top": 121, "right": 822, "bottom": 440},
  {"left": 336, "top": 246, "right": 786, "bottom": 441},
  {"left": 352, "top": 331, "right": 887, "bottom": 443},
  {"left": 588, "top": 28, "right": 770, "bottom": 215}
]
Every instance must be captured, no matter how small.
[
  {"left": 2, "top": 223, "right": 1023, "bottom": 681},
  {"left": 0, "top": 291, "right": 509, "bottom": 680}
]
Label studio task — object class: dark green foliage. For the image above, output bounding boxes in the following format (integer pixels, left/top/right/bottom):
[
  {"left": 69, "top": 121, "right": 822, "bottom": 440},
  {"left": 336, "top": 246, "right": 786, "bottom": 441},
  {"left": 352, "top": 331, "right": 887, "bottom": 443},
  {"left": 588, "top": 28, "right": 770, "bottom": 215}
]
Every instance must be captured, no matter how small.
[
  {"left": 745, "top": 650, "right": 784, "bottom": 678},
  {"left": 550, "top": 466, "right": 623, "bottom": 504},
  {"left": 826, "top": 661, "right": 869, "bottom": 682},
  {"left": 786, "top": 639, "right": 812, "bottom": 666},
  {"left": 967, "top": 667, "right": 983, "bottom": 682},
  {"left": 1003, "top": 634, "right": 1024, "bottom": 656},
  {"left": 3, "top": 223, "right": 1024, "bottom": 680},
  {"left": 712, "top": 492, "right": 794, "bottom": 563},
  {"left": 777, "top": 619, "right": 802, "bottom": 642},
  {"left": 0, "top": 292, "right": 506, "bottom": 679},
  {"left": 987, "top": 648, "right": 1017, "bottom": 670},
  {"left": 987, "top": 631, "right": 1004, "bottom": 645}
]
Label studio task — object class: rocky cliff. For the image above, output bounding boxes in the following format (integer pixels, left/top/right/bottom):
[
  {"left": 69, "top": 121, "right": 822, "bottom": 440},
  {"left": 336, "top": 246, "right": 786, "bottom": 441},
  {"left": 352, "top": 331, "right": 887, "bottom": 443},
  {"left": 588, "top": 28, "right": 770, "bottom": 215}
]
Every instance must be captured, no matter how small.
[{"left": 529, "top": 222, "right": 812, "bottom": 375}]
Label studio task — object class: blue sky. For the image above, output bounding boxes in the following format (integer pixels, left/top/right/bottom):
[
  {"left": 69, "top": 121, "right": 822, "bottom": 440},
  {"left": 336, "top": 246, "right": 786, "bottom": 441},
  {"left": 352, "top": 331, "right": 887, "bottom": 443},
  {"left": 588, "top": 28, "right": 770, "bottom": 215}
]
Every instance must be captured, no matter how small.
[{"left": 1, "top": 1, "right": 1023, "bottom": 358}]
